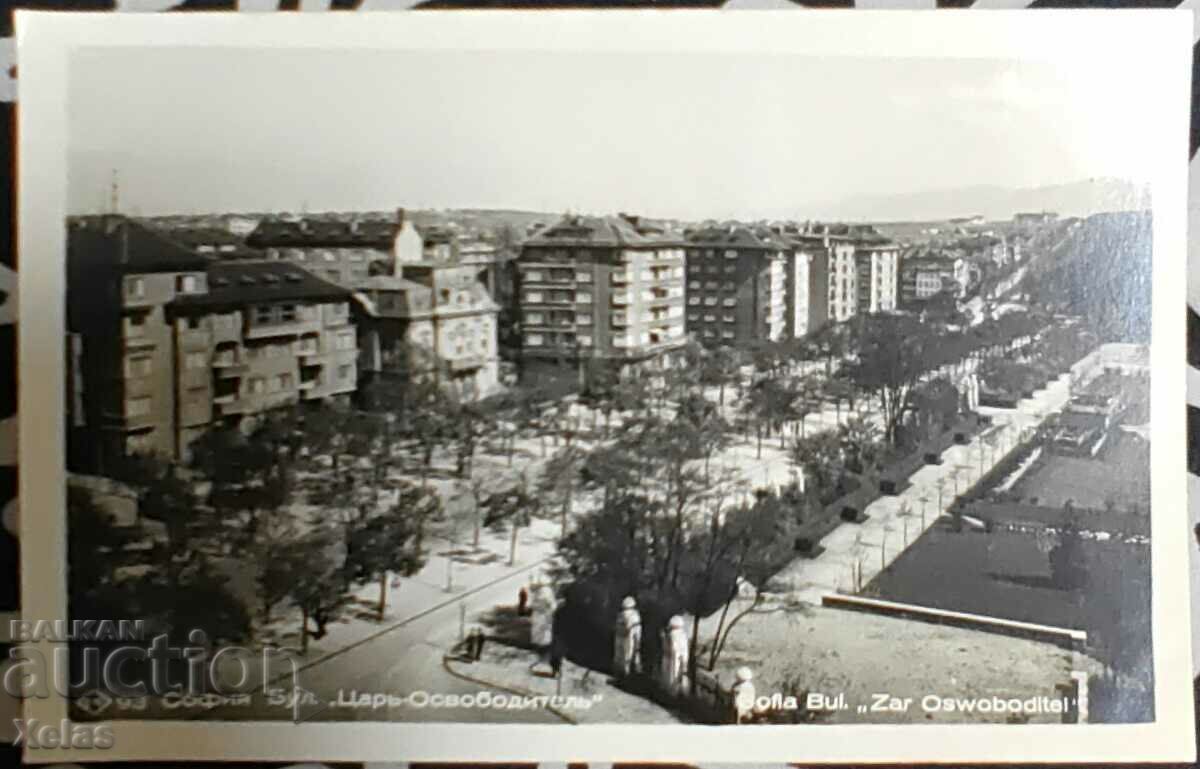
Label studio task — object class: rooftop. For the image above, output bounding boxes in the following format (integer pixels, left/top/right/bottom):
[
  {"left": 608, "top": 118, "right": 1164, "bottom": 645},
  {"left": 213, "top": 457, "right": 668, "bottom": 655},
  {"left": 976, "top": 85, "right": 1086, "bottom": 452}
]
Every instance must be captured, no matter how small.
[
  {"left": 172, "top": 260, "right": 351, "bottom": 308},
  {"left": 523, "top": 214, "right": 679, "bottom": 249},
  {"left": 68, "top": 215, "right": 212, "bottom": 274},
  {"left": 247, "top": 217, "right": 397, "bottom": 250}
]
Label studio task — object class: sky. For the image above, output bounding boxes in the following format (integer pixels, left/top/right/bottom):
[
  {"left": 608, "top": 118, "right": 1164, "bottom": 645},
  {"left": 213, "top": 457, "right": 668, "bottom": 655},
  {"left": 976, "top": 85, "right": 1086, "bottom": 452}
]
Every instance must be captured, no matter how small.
[{"left": 67, "top": 47, "right": 1158, "bottom": 221}]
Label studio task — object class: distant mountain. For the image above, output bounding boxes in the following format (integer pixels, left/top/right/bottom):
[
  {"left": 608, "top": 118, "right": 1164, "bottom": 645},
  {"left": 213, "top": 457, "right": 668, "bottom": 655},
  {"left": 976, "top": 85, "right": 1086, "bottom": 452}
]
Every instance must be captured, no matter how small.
[{"left": 816, "top": 178, "right": 1150, "bottom": 223}]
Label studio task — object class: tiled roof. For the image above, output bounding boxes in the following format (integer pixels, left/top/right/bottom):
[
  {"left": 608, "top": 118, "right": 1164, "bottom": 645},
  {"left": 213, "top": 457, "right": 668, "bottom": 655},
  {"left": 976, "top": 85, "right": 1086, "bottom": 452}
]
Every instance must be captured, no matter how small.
[
  {"left": 685, "top": 224, "right": 786, "bottom": 250},
  {"left": 524, "top": 215, "right": 679, "bottom": 248},
  {"left": 67, "top": 215, "right": 213, "bottom": 274},
  {"left": 247, "top": 218, "right": 397, "bottom": 249},
  {"left": 172, "top": 261, "right": 351, "bottom": 308}
]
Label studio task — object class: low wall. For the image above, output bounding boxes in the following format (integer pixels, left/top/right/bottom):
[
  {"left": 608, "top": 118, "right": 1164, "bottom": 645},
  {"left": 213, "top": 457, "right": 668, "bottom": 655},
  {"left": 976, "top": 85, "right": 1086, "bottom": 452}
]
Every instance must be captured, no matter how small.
[{"left": 821, "top": 593, "right": 1087, "bottom": 652}]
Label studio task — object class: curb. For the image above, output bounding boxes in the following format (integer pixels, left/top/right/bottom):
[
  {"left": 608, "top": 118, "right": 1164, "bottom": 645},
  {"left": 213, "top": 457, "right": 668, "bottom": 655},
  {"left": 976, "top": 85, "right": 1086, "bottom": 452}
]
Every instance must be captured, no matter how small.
[
  {"left": 263, "top": 555, "right": 554, "bottom": 686},
  {"left": 441, "top": 653, "right": 576, "bottom": 724}
]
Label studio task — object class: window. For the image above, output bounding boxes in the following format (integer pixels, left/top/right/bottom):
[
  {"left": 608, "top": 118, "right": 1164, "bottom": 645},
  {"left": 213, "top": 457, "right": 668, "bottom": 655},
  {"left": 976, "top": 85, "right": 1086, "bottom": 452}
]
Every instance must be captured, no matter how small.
[
  {"left": 176, "top": 275, "right": 198, "bottom": 294},
  {"left": 723, "top": 298, "right": 736, "bottom": 307},
  {"left": 525, "top": 312, "right": 544, "bottom": 325},
  {"left": 280, "top": 305, "right": 297, "bottom": 322},
  {"left": 526, "top": 333, "right": 544, "bottom": 346},
  {"left": 687, "top": 313, "right": 699, "bottom": 322},
  {"left": 525, "top": 270, "right": 544, "bottom": 282},
  {"left": 724, "top": 314, "right": 736, "bottom": 323},
  {"left": 326, "top": 269, "right": 340, "bottom": 281},
  {"left": 722, "top": 281, "right": 735, "bottom": 291},
  {"left": 126, "top": 397, "right": 151, "bottom": 417},
  {"left": 576, "top": 291, "right": 593, "bottom": 305},
  {"left": 253, "top": 306, "right": 274, "bottom": 325},
  {"left": 126, "top": 277, "right": 145, "bottom": 299},
  {"left": 687, "top": 297, "right": 700, "bottom": 306},
  {"left": 337, "top": 332, "right": 355, "bottom": 351},
  {"left": 578, "top": 335, "right": 593, "bottom": 347},
  {"left": 575, "top": 313, "right": 592, "bottom": 326},
  {"left": 576, "top": 272, "right": 592, "bottom": 283},
  {"left": 704, "top": 297, "right": 718, "bottom": 306},
  {"left": 125, "top": 357, "right": 152, "bottom": 377},
  {"left": 322, "top": 250, "right": 336, "bottom": 262},
  {"left": 705, "top": 281, "right": 718, "bottom": 290},
  {"left": 524, "top": 291, "right": 544, "bottom": 304},
  {"left": 689, "top": 281, "right": 701, "bottom": 290},
  {"left": 724, "top": 250, "right": 738, "bottom": 260},
  {"left": 183, "top": 316, "right": 202, "bottom": 330},
  {"left": 185, "top": 352, "right": 206, "bottom": 370},
  {"left": 722, "top": 330, "right": 735, "bottom": 339},
  {"left": 706, "top": 265, "right": 719, "bottom": 274},
  {"left": 248, "top": 377, "right": 265, "bottom": 395}
]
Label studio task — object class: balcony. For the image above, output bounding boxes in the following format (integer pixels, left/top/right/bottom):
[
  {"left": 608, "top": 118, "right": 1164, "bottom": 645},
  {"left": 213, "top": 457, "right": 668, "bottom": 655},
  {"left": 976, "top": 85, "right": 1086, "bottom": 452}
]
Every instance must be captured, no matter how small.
[
  {"left": 611, "top": 292, "right": 632, "bottom": 306},
  {"left": 610, "top": 272, "right": 632, "bottom": 284},
  {"left": 213, "top": 392, "right": 238, "bottom": 405},
  {"left": 245, "top": 319, "right": 317, "bottom": 340},
  {"left": 449, "top": 355, "right": 486, "bottom": 372}
]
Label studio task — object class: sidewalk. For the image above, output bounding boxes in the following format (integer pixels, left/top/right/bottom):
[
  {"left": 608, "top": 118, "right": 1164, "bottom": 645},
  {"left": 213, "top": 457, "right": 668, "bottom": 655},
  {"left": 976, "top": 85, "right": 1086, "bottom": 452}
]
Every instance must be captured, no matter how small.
[{"left": 771, "top": 373, "right": 1073, "bottom": 603}]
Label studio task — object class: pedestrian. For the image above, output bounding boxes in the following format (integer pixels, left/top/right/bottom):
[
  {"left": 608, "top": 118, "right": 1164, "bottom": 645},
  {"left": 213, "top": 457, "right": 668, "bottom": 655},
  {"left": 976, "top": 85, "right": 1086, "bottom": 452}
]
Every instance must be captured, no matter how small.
[
  {"left": 518, "top": 586, "right": 529, "bottom": 616},
  {"left": 471, "top": 627, "right": 486, "bottom": 661},
  {"left": 550, "top": 634, "right": 564, "bottom": 678}
]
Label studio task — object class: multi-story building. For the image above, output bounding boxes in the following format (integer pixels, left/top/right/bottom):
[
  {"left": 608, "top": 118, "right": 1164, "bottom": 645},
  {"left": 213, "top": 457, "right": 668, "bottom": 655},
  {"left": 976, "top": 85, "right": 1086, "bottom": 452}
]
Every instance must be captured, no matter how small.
[
  {"left": 684, "top": 225, "right": 788, "bottom": 347},
  {"left": 823, "top": 234, "right": 858, "bottom": 323},
  {"left": 247, "top": 209, "right": 423, "bottom": 287},
  {"left": 515, "top": 214, "right": 686, "bottom": 389},
  {"left": 356, "top": 258, "right": 500, "bottom": 403},
  {"left": 786, "top": 237, "right": 831, "bottom": 338},
  {"left": 1014, "top": 211, "right": 1058, "bottom": 227},
  {"left": 66, "top": 216, "right": 357, "bottom": 471},
  {"left": 899, "top": 249, "right": 964, "bottom": 307},
  {"left": 853, "top": 241, "right": 901, "bottom": 315}
]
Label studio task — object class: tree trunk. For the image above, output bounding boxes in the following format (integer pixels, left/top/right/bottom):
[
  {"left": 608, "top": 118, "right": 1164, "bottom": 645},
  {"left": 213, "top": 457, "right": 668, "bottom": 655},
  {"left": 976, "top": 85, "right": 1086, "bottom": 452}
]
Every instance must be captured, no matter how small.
[
  {"left": 378, "top": 572, "right": 388, "bottom": 620},
  {"left": 756, "top": 427, "right": 763, "bottom": 459},
  {"left": 509, "top": 522, "right": 519, "bottom": 566},
  {"left": 300, "top": 606, "right": 309, "bottom": 654},
  {"left": 473, "top": 498, "right": 481, "bottom": 549}
]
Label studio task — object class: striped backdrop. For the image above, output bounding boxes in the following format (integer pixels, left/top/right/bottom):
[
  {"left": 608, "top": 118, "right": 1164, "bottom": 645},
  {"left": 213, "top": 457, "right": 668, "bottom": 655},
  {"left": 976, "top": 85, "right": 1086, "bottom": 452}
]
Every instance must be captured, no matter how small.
[{"left": 0, "top": 0, "right": 1192, "bottom": 766}]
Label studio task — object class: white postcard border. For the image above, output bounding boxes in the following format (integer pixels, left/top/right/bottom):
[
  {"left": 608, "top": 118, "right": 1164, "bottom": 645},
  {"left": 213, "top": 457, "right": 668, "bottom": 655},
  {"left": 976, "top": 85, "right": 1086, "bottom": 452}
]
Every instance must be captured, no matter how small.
[{"left": 16, "top": 8, "right": 1196, "bottom": 763}]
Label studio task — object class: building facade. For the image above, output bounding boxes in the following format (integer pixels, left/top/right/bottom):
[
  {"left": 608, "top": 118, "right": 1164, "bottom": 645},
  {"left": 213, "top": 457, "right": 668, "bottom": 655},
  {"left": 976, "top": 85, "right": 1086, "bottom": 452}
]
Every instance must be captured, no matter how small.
[
  {"left": 787, "top": 239, "right": 831, "bottom": 338},
  {"left": 853, "top": 242, "right": 901, "bottom": 315},
  {"left": 899, "top": 251, "right": 963, "bottom": 307},
  {"left": 515, "top": 215, "right": 686, "bottom": 389},
  {"left": 356, "top": 260, "right": 501, "bottom": 403},
  {"left": 247, "top": 209, "right": 422, "bottom": 287},
  {"left": 66, "top": 216, "right": 356, "bottom": 471},
  {"left": 684, "top": 226, "right": 788, "bottom": 347},
  {"left": 826, "top": 237, "right": 858, "bottom": 323}
]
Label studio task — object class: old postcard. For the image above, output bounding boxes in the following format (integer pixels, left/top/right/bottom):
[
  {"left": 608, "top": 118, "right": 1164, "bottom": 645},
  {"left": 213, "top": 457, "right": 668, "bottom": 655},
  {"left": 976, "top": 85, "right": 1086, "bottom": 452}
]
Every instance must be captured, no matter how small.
[{"left": 13, "top": 8, "right": 1195, "bottom": 764}]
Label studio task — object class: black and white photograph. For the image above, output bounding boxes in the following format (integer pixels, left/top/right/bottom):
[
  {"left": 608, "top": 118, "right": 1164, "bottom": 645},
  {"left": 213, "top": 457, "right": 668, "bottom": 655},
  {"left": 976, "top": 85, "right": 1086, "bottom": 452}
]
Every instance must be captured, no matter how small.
[{"left": 15, "top": 9, "right": 1193, "bottom": 765}]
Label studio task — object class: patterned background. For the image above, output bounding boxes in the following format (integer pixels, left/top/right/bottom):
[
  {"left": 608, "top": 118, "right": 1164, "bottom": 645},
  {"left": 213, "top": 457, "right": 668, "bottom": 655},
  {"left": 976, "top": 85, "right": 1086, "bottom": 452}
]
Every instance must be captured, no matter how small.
[{"left": 0, "top": 0, "right": 1193, "bottom": 766}]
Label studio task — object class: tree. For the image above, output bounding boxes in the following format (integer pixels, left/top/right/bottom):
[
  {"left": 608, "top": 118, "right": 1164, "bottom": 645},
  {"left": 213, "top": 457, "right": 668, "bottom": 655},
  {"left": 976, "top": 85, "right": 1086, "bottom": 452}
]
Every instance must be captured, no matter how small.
[
  {"left": 67, "top": 485, "right": 136, "bottom": 620},
  {"left": 344, "top": 480, "right": 434, "bottom": 619},
  {"left": 279, "top": 526, "right": 350, "bottom": 652},
  {"left": 189, "top": 422, "right": 293, "bottom": 551},
  {"left": 539, "top": 444, "right": 588, "bottom": 538},
  {"left": 485, "top": 471, "right": 538, "bottom": 566},
  {"left": 844, "top": 314, "right": 948, "bottom": 447},
  {"left": 790, "top": 430, "right": 843, "bottom": 503}
]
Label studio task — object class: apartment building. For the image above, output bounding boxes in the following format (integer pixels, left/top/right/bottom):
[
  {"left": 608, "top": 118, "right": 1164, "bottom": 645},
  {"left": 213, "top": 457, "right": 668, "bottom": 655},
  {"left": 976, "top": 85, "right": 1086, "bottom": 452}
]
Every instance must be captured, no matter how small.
[
  {"left": 515, "top": 214, "right": 686, "bottom": 389},
  {"left": 853, "top": 242, "right": 901, "bottom": 314},
  {"left": 899, "top": 249, "right": 965, "bottom": 307},
  {"left": 247, "top": 209, "right": 423, "bottom": 287},
  {"left": 356, "top": 258, "right": 500, "bottom": 403},
  {"left": 66, "top": 216, "right": 357, "bottom": 471},
  {"left": 684, "top": 225, "right": 788, "bottom": 346},
  {"left": 824, "top": 235, "right": 858, "bottom": 323},
  {"left": 787, "top": 236, "right": 831, "bottom": 337}
]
